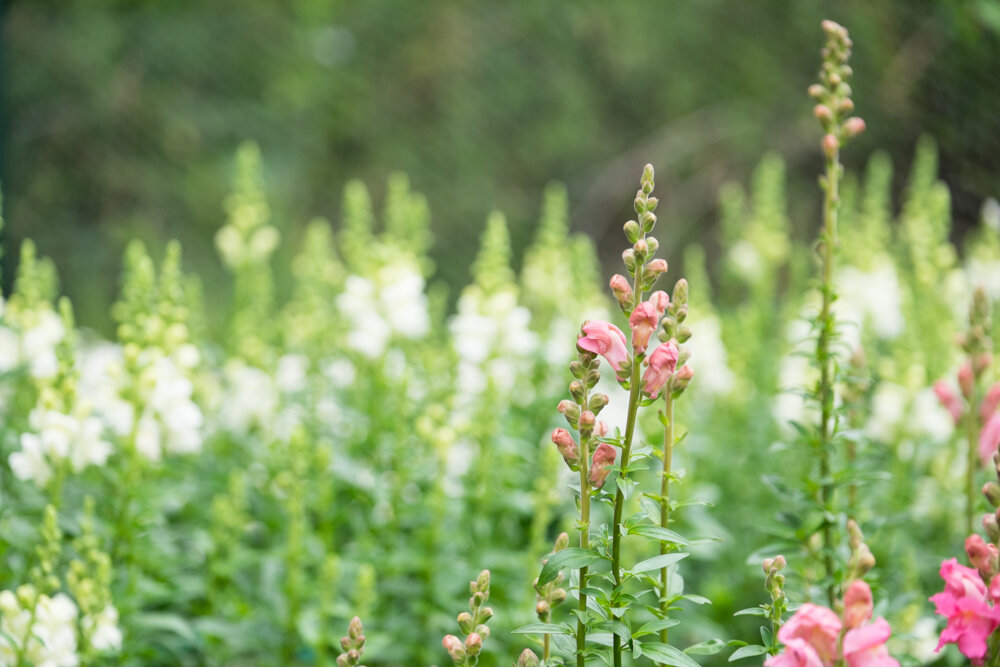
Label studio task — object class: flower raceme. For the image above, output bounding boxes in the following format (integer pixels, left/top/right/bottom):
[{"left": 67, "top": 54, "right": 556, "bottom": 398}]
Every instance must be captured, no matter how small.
[
  {"left": 628, "top": 291, "right": 669, "bottom": 354},
  {"left": 577, "top": 321, "right": 629, "bottom": 376},
  {"left": 766, "top": 580, "right": 898, "bottom": 667},
  {"left": 930, "top": 557, "right": 1000, "bottom": 660}
]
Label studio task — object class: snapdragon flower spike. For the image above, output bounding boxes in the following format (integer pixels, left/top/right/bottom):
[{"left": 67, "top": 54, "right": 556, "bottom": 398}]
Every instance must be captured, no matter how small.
[
  {"left": 336, "top": 617, "right": 367, "bottom": 667},
  {"left": 808, "top": 20, "right": 865, "bottom": 156},
  {"left": 442, "top": 570, "right": 493, "bottom": 667}
]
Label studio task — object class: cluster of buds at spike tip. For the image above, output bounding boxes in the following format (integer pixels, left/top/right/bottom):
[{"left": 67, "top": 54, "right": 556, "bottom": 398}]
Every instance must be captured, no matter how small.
[
  {"left": 934, "top": 288, "right": 1000, "bottom": 463},
  {"left": 552, "top": 346, "right": 611, "bottom": 471},
  {"left": 846, "top": 520, "right": 876, "bottom": 581},
  {"left": 534, "top": 533, "right": 569, "bottom": 623},
  {"left": 981, "top": 451, "right": 1000, "bottom": 548},
  {"left": 336, "top": 617, "right": 367, "bottom": 667},
  {"left": 442, "top": 570, "right": 493, "bottom": 666},
  {"left": 613, "top": 164, "right": 669, "bottom": 315},
  {"left": 808, "top": 20, "right": 865, "bottom": 159},
  {"left": 762, "top": 555, "right": 789, "bottom": 629},
  {"left": 642, "top": 278, "right": 693, "bottom": 399}
]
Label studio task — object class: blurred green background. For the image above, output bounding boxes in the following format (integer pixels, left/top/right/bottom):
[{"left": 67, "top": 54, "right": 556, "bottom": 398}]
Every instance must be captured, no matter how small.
[{"left": 2, "top": 0, "right": 999, "bottom": 332}]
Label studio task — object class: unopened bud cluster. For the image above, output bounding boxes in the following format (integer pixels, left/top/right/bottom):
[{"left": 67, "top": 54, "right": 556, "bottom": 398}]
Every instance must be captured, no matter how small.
[
  {"left": 441, "top": 570, "right": 493, "bottom": 666},
  {"left": 336, "top": 616, "right": 367, "bottom": 667},
  {"left": 980, "top": 451, "right": 1000, "bottom": 555},
  {"left": 762, "top": 555, "right": 788, "bottom": 629},
  {"left": 534, "top": 533, "right": 569, "bottom": 623},
  {"left": 552, "top": 340, "right": 613, "bottom": 486},
  {"left": 808, "top": 20, "right": 865, "bottom": 158},
  {"left": 612, "top": 163, "right": 667, "bottom": 318}
]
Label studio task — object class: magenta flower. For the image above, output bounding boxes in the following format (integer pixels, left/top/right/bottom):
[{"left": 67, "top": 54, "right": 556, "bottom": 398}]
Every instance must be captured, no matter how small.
[
  {"left": 641, "top": 342, "right": 679, "bottom": 398},
  {"left": 777, "top": 604, "right": 841, "bottom": 667},
  {"left": 930, "top": 558, "right": 1000, "bottom": 660},
  {"left": 628, "top": 291, "right": 669, "bottom": 354},
  {"left": 578, "top": 321, "right": 629, "bottom": 374},
  {"left": 843, "top": 618, "right": 898, "bottom": 667}
]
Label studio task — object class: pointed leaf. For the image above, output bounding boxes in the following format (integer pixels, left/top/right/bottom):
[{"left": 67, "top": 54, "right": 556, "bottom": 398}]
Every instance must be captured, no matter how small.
[{"left": 632, "top": 552, "right": 689, "bottom": 574}]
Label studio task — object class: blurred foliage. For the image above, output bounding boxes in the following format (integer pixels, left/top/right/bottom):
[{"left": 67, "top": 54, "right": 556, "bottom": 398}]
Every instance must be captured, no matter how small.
[{"left": 3, "top": 0, "right": 1000, "bottom": 332}]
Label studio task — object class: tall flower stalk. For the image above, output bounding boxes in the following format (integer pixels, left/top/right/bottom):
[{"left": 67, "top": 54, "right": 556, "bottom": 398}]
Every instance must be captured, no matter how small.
[{"left": 808, "top": 19, "right": 866, "bottom": 605}]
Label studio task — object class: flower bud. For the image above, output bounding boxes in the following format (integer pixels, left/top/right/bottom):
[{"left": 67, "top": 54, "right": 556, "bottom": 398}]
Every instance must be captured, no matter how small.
[
  {"left": 645, "top": 196, "right": 659, "bottom": 211},
  {"left": 555, "top": 532, "right": 569, "bottom": 551},
  {"left": 476, "top": 624, "right": 490, "bottom": 639},
  {"left": 808, "top": 84, "right": 825, "bottom": 99},
  {"left": 348, "top": 616, "right": 364, "bottom": 640},
  {"left": 578, "top": 410, "right": 596, "bottom": 429},
  {"left": 774, "top": 555, "right": 786, "bottom": 569},
  {"left": 478, "top": 605, "right": 493, "bottom": 622},
  {"left": 959, "top": 363, "right": 975, "bottom": 399},
  {"left": 822, "top": 134, "right": 839, "bottom": 158},
  {"left": 551, "top": 428, "right": 580, "bottom": 468},
  {"left": 465, "top": 632, "right": 483, "bottom": 655},
  {"left": 458, "top": 611, "right": 474, "bottom": 634},
  {"left": 340, "top": 637, "right": 352, "bottom": 652},
  {"left": 536, "top": 600, "right": 550, "bottom": 618},
  {"left": 984, "top": 513, "right": 1000, "bottom": 542},
  {"left": 622, "top": 249, "right": 637, "bottom": 272},
  {"left": 557, "top": 400, "right": 580, "bottom": 426},
  {"left": 589, "top": 443, "right": 618, "bottom": 488},
  {"left": 982, "top": 383, "right": 1000, "bottom": 421},
  {"left": 843, "top": 116, "right": 866, "bottom": 138},
  {"left": 623, "top": 220, "right": 640, "bottom": 242},
  {"left": 609, "top": 274, "right": 634, "bottom": 310},
  {"left": 985, "top": 482, "right": 1000, "bottom": 507},
  {"left": 672, "top": 279, "right": 688, "bottom": 307},
  {"left": 672, "top": 365, "right": 694, "bottom": 396},
  {"left": 443, "top": 634, "right": 465, "bottom": 661},
  {"left": 641, "top": 163, "right": 655, "bottom": 192},
  {"left": 847, "top": 519, "right": 864, "bottom": 549},
  {"left": 838, "top": 98, "right": 855, "bottom": 113},
  {"left": 762, "top": 558, "right": 774, "bottom": 573},
  {"left": 676, "top": 326, "right": 692, "bottom": 343},
  {"left": 518, "top": 648, "right": 541, "bottom": 667},
  {"left": 476, "top": 570, "right": 491, "bottom": 593},
  {"left": 813, "top": 104, "right": 833, "bottom": 123},
  {"left": 588, "top": 393, "right": 610, "bottom": 414},
  {"left": 569, "top": 380, "right": 586, "bottom": 402},
  {"left": 967, "top": 534, "right": 1000, "bottom": 579},
  {"left": 336, "top": 655, "right": 350, "bottom": 667},
  {"left": 634, "top": 239, "right": 649, "bottom": 256},
  {"left": 976, "top": 353, "right": 993, "bottom": 376}
]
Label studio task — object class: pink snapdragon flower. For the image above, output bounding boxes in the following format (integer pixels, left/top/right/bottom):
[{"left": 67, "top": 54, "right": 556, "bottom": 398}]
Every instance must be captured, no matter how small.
[
  {"left": 589, "top": 443, "right": 618, "bottom": 488},
  {"left": 551, "top": 428, "right": 579, "bottom": 467},
  {"left": 981, "top": 382, "right": 1000, "bottom": 421},
  {"left": 776, "top": 604, "right": 841, "bottom": 666},
  {"left": 930, "top": 558, "right": 1000, "bottom": 660},
  {"left": 966, "top": 535, "right": 1000, "bottom": 579},
  {"left": 578, "top": 321, "right": 629, "bottom": 374},
  {"left": 934, "top": 381, "right": 963, "bottom": 425},
  {"left": 768, "top": 581, "right": 897, "bottom": 667},
  {"left": 641, "top": 342, "right": 679, "bottom": 398},
  {"left": 843, "top": 618, "right": 897, "bottom": 667},
  {"left": 628, "top": 291, "right": 669, "bottom": 354}
]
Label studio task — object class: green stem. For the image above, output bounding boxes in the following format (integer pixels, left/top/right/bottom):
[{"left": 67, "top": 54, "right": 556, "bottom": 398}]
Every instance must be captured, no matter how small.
[
  {"left": 659, "top": 391, "right": 674, "bottom": 647},
  {"left": 611, "top": 357, "right": 643, "bottom": 667},
  {"left": 817, "top": 150, "right": 839, "bottom": 608},
  {"left": 577, "top": 430, "right": 592, "bottom": 667},
  {"left": 967, "top": 392, "right": 979, "bottom": 536}
]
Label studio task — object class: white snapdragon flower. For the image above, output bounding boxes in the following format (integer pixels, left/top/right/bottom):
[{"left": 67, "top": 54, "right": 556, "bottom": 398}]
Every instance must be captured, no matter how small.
[
  {"left": 835, "top": 257, "right": 904, "bottom": 343},
  {"left": 83, "top": 605, "right": 122, "bottom": 652},
  {"left": 378, "top": 264, "right": 430, "bottom": 338},
  {"left": 10, "top": 407, "right": 112, "bottom": 487},
  {"left": 21, "top": 309, "right": 65, "bottom": 380},
  {"left": 128, "top": 355, "right": 204, "bottom": 461},
  {"left": 685, "top": 315, "right": 735, "bottom": 397},
  {"left": 0, "top": 590, "right": 80, "bottom": 667},
  {"left": 219, "top": 360, "right": 278, "bottom": 434},
  {"left": 77, "top": 344, "right": 134, "bottom": 438}
]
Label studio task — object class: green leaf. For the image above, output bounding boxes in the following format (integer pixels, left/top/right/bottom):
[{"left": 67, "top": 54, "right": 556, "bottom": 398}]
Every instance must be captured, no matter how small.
[
  {"left": 511, "top": 623, "right": 573, "bottom": 635},
  {"left": 639, "top": 641, "right": 702, "bottom": 667},
  {"left": 593, "top": 620, "right": 631, "bottom": 641},
  {"left": 729, "top": 645, "right": 770, "bottom": 662},
  {"left": 632, "top": 552, "right": 689, "bottom": 574},
  {"left": 628, "top": 525, "right": 690, "bottom": 545},
  {"left": 538, "top": 547, "right": 604, "bottom": 585},
  {"left": 681, "top": 594, "right": 711, "bottom": 605},
  {"left": 634, "top": 618, "right": 681, "bottom": 637},
  {"left": 685, "top": 639, "right": 726, "bottom": 655},
  {"left": 131, "top": 613, "right": 199, "bottom": 644},
  {"left": 733, "top": 607, "right": 768, "bottom": 617}
]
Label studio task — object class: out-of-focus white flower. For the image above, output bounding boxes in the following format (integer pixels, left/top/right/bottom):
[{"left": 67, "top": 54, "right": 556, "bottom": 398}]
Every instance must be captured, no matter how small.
[
  {"left": 78, "top": 344, "right": 134, "bottom": 438},
  {"left": 10, "top": 407, "right": 113, "bottom": 487},
  {"left": 728, "top": 240, "right": 763, "bottom": 281},
  {"left": 0, "top": 326, "right": 20, "bottom": 373},
  {"left": 0, "top": 590, "right": 80, "bottom": 667},
  {"left": 275, "top": 354, "right": 309, "bottom": 393},
  {"left": 836, "top": 257, "right": 904, "bottom": 343},
  {"left": 967, "top": 258, "right": 1000, "bottom": 301},
  {"left": 219, "top": 360, "right": 278, "bottom": 434},
  {"left": 865, "top": 382, "right": 908, "bottom": 443},
  {"left": 21, "top": 309, "right": 65, "bottom": 380},
  {"left": 338, "top": 264, "right": 430, "bottom": 358},
  {"left": 134, "top": 355, "right": 203, "bottom": 459},
  {"left": 323, "top": 358, "right": 357, "bottom": 389},
  {"left": 910, "top": 386, "right": 954, "bottom": 444},
  {"left": 685, "top": 315, "right": 734, "bottom": 397},
  {"left": 378, "top": 264, "right": 430, "bottom": 338},
  {"left": 9, "top": 433, "right": 52, "bottom": 487},
  {"left": 83, "top": 605, "right": 122, "bottom": 652}
]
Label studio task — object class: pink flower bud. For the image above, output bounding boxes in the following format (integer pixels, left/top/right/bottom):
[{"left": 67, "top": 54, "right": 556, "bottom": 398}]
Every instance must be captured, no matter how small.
[
  {"left": 843, "top": 117, "right": 866, "bottom": 138},
  {"left": 646, "top": 258, "right": 668, "bottom": 275},
  {"left": 762, "top": 558, "right": 774, "bottom": 574},
  {"left": 629, "top": 291, "right": 669, "bottom": 354},
  {"left": 980, "top": 414, "right": 1000, "bottom": 465},
  {"left": 641, "top": 342, "right": 680, "bottom": 398},
  {"left": 465, "top": 632, "right": 483, "bottom": 654},
  {"left": 822, "top": 134, "right": 839, "bottom": 158},
  {"left": 966, "top": 534, "right": 1000, "bottom": 579},
  {"left": 551, "top": 428, "right": 579, "bottom": 467},
  {"left": 593, "top": 420, "right": 609, "bottom": 437},
  {"left": 578, "top": 321, "right": 630, "bottom": 374},
  {"left": 634, "top": 239, "right": 648, "bottom": 255},
  {"left": 982, "top": 383, "right": 1000, "bottom": 421},
  {"left": 774, "top": 555, "right": 786, "bottom": 569},
  {"left": 842, "top": 579, "right": 873, "bottom": 629},
  {"left": 959, "top": 363, "right": 975, "bottom": 399},
  {"left": 808, "top": 84, "right": 825, "bottom": 99},
  {"left": 609, "top": 274, "right": 634, "bottom": 307},
  {"left": 934, "top": 380, "right": 963, "bottom": 425},
  {"left": 588, "top": 443, "right": 618, "bottom": 488},
  {"left": 813, "top": 104, "right": 833, "bottom": 122},
  {"left": 443, "top": 634, "right": 465, "bottom": 660},
  {"left": 578, "top": 411, "right": 596, "bottom": 428}
]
